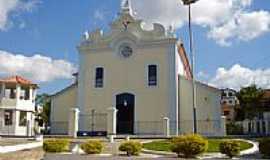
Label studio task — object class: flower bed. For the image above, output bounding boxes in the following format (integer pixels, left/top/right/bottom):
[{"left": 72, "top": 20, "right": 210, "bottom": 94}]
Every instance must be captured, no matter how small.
[{"left": 143, "top": 139, "right": 253, "bottom": 153}]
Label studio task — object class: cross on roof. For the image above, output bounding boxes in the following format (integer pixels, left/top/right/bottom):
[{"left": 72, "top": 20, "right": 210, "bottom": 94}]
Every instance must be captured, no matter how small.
[
  {"left": 121, "top": 0, "right": 132, "bottom": 15},
  {"left": 123, "top": 0, "right": 129, "bottom": 8}
]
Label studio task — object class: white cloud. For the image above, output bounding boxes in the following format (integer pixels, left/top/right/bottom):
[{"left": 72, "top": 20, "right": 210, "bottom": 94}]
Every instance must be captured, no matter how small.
[
  {"left": 130, "top": 0, "right": 270, "bottom": 46},
  {"left": 0, "top": 50, "right": 77, "bottom": 83},
  {"left": 94, "top": 10, "right": 105, "bottom": 21},
  {"left": 197, "top": 71, "right": 209, "bottom": 80},
  {"left": 0, "top": 0, "right": 40, "bottom": 30},
  {"left": 19, "top": 21, "right": 26, "bottom": 29},
  {"left": 208, "top": 11, "right": 270, "bottom": 46},
  {"left": 209, "top": 64, "right": 270, "bottom": 90}
]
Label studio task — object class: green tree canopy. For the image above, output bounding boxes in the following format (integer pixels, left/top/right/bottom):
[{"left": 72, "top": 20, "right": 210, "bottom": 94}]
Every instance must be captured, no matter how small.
[
  {"left": 36, "top": 93, "right": 51, "bottom": 129},
  {"left": 237, "top": 84, "right": 264, "bottom": 104},
  {"left": 236, "top": 84, "right": 264, "bottom": 120}
]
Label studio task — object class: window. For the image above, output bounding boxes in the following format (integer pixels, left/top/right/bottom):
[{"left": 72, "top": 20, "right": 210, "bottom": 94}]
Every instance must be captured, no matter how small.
[
  {"left": 148, "top": 65, "right": 157, "bottom": 86},
  {"left": 119, "top": 44, "right": 133, "bottom": 58},
  {"left": 19, "top": 111, "right": 27, "bottom": 126},
  {"left": 4, "top": 110, "right": 13, "bottom": 126},
  {"left": 222, "top": 101, "right": 227, "bottom": 105},
  {"left": 95, "top": 67, "right": 104, "bottom": 88},
  {"left": 10, "top": 89, "right": 16, "bottom": 99},
  {"left": 221, "top": 92, "right": 226, "bottom": 97},
  {"left": 224, "top": 111, "right": 230, "bottom": 116}
]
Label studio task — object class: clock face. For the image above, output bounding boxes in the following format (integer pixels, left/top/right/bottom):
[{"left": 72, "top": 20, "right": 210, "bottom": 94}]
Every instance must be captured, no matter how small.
[{"left": 119, "top": 45, "right": 133, "bottom": 58}]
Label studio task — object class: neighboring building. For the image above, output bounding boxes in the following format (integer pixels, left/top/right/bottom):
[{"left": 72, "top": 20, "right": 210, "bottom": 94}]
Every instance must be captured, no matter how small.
[
  {"left": 221, "top": 88, "right": 239, "bottom": 122},
  {"left": 0, "top": 76, "right": 38, "bottom": 136},
  {"left": 258, "top": 89, "right": 270, "bottom": 120},
  {"left": 235, "top": 89, "right": 270, "bottom": 135},
  {"left": 50, "top": 1, "right": 225, "bottom": 136}
]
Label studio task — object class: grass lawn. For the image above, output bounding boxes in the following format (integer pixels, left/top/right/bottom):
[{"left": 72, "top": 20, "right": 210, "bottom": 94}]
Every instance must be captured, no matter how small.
[{"left": 143, "top": 139, "right": 253, "bottom": 153}]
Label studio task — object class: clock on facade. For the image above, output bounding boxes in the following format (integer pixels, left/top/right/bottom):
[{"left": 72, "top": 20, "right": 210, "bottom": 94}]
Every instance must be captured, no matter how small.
[{"left": 119, "top": 44, "right": 133, "bottom": 58}]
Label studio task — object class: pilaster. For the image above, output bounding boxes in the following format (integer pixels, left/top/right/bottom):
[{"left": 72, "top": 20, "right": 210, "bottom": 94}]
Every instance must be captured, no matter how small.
[
  {"left": 163, "top": 117, "right": 170, "bottom": 137},
  {"left": 29, "top": 87, "right": 33, "bottom": 102},
  {"left": 68, "top": 108, "right": 80, "bottom": 138},
  {"left": 1, "top": 83, "right": 5, "bottom": 98},
  {"left": 16, "top": 84, "right": 21, "bottom": 102},
  {"left": 107, "top": 107, "right": 118, "bottom": 136}
]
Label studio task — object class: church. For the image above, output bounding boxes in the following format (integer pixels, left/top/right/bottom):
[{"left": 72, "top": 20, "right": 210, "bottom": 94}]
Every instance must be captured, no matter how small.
[{"left": 50, "top": 1, "right": 225, "bottom": 137}]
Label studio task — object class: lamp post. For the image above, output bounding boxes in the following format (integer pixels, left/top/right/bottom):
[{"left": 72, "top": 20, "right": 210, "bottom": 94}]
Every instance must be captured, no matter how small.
[{"left": 181, "top": 0, "right": 199, "bottom": 133}]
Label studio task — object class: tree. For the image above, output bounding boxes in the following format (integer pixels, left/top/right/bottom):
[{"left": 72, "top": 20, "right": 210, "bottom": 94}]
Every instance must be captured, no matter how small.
[
  {"left": 36, "top": 94, "right": 51, "bottom": 133},
  {"left": 236, "top": 84, "right": 264, "bottom": 120}
]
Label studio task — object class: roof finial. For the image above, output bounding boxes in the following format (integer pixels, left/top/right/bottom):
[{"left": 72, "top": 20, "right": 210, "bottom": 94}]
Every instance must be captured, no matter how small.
[{"left": 121, "top": 0, "right": 133, "bottom": 15}]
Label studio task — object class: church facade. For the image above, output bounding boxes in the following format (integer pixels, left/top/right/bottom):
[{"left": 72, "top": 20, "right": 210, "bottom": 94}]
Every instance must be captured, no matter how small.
[{"left": 50, "top": 1, "right": 225, "bottom": 136}]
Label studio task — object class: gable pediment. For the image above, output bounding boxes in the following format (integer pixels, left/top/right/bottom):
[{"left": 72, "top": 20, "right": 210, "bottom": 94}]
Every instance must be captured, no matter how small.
[{"left": 78, "top": 10, "right": 176, "bottom": 52}]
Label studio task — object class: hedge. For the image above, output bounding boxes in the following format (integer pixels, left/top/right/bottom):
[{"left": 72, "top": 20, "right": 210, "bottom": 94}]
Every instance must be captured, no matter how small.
[
  {"left": 259, "top": 138, "right": 270, "bottom": 158},
  {"left": 80, "top": 140, "right": 103, "bottom": 154},
  {"left": 170, "top": 134, "right": 208, "bottom": 158},
  {"left": 119, "top": 141, "right": 142, "bottom": 156},
  {"left": 43, "top": 139, "right": 70, "bottom": 153},
  {"left": 219, "top": 140, "right": 240, "bottom": 158}
]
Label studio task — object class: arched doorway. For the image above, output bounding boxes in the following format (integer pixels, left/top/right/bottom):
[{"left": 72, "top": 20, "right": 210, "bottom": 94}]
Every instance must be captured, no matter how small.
[{"left": 116, "top": 93, "right": 135, "bottom": 134}]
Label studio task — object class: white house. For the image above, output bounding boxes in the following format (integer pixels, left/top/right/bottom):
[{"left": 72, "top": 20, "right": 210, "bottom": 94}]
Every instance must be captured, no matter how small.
[
  {"left": 0, "top": 76, "right": 38, "bottom": 136},
  {"left": 50, "top": 0, "right": 225, "bottom": 137}
]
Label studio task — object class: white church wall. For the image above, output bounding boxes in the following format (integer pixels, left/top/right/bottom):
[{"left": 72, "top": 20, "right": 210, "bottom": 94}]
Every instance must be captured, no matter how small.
[
  {"left": 50, "top": 85, "right": 77, "bottom": 135},
  {"left": 78, "top": 41, "right": 177, "bottom": 135},
  {"left": 179, "top": 76, "right": 224, "bottom": 136}
]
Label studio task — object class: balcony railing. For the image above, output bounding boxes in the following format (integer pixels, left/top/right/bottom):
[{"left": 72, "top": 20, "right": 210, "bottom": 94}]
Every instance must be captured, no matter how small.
[{"left": 0, "top": 98, "right": 17, "bottom": 108}]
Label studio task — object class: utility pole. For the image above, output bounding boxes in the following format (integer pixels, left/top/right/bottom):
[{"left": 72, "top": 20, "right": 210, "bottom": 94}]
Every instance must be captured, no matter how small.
[{"left": 181, "top": 0, "right": 199, "bottom": 133}]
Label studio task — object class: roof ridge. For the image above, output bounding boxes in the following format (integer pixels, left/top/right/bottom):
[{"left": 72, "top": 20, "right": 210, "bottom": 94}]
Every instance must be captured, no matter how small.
[{"left": 0, "top": 75, "right": 36, "bottom": 86}]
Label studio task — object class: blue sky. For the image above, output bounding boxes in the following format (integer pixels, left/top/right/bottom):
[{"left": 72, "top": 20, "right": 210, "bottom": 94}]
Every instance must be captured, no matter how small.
[{"left": 0, "top": 0, "right": 270, "bottom": 94}]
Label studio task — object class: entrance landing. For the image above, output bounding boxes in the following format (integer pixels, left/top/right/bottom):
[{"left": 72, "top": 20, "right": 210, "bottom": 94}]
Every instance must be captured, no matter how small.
[{"left": 114, "top": 135, "right": 171, "bottom": 139}]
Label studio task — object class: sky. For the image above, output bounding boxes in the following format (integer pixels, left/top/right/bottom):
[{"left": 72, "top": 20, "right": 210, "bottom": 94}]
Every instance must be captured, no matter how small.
[{"left": 0, "top": 0, "right": 270, "bottom": 94}]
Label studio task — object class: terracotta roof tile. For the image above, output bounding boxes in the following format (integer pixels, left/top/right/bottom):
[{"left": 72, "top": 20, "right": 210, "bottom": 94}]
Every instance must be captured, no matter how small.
[
  {"left": 177, "top": 42, "right": 193, "bottom": 80},
  {"left": 262, "top": 90, "right": 270, "bottom": 99},
  {"left": 0, "top": 75, "right": 36, "bottom": 86}
]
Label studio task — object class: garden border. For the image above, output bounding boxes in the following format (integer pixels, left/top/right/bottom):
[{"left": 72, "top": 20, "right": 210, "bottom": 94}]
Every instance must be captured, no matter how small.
[{"left": 141, "top": 139, "right": 258, "bottom": 159}]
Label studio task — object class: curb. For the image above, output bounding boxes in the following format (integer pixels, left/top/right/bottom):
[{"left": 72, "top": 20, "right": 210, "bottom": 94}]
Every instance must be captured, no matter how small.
[
  {"left": 239, "top": 139, "right": 259, "bottom": 155},
  {"left": 142, "top": 148, "right": 176, "bottom": 156}
]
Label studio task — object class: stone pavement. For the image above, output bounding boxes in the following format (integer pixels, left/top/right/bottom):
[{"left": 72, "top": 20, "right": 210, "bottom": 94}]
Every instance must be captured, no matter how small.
[{"left": 0, "top": 141, "right": 42, "bottom": 153}]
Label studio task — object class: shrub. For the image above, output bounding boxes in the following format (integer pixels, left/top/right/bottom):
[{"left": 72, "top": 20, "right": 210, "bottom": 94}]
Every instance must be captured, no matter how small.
[
  {"left": 80, "top": 140, "right": 103, "bottom": 154},
  {"left": 226, "top": 123, "right": 243, "bottom": 135},
  {"left": 170, "top": 134, "right": 208, "bottom": 158},
  {"left": 43, "top": 139, "right": 70, "bottom": 153},
  {"left": 259, "top": 138, "right": 270, "bottom": 158},
  {"left": 219, "top": 140, "right": 240, "bottom": 158},
  {"left": 119, "top": 141, "right": 142, "bottom": 156}
]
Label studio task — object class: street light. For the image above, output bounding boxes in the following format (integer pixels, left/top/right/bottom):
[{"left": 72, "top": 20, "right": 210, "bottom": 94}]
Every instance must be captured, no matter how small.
[
  {"left": 181, "top": 0, "right": 199, "bottom": 134},
  {"left": 182, "top": 0, "right": 199, "bottom": 5}
]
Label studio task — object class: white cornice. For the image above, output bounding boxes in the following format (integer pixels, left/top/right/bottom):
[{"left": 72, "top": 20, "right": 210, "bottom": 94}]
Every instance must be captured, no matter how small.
[{"left": 78, "top": 38, "right": 177, "bottom": 54}]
